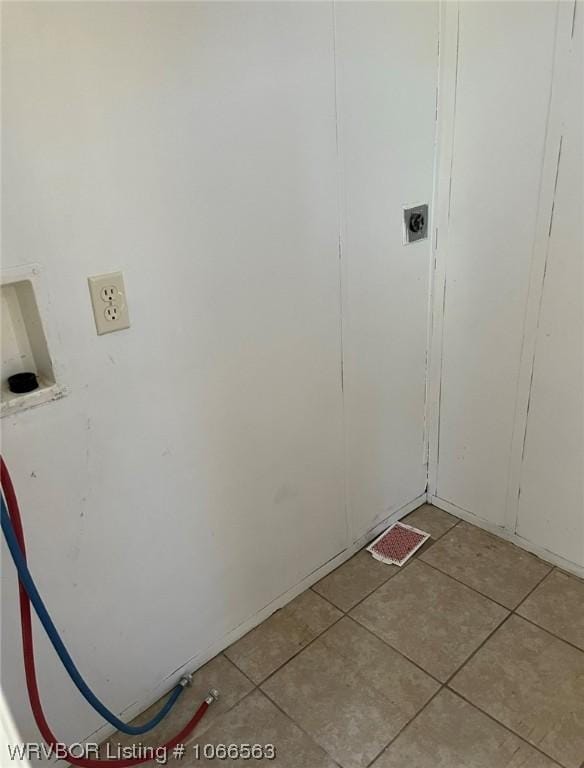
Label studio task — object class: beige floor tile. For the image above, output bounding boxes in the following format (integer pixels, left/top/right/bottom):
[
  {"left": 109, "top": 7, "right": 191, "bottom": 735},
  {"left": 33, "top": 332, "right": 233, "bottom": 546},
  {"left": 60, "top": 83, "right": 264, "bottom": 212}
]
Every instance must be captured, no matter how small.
[
  {"left": 225, "top": 589, "right": 341, "bottom": 683},
  {"left": 105, "top": 654, "right": 253, "bottom": 751},
  {"left": 373, "top": 688, "right": 560, "bottom": 768},
  {"left": 183, "top": 690, "right": 337, "bottom": 767},
  {"left": 402, "top": 504, "right": 459, "bottom": 540},
  {"left": 312, "top": 549, "right": 398, "bottom": 611},
  {"left": 451, "top": 615, "right": 584, "bottom": 768},
  {"left": 351, "top": 560, "right": 508, "bottom": 681},
  {"left": 262, "top": 616, "right": 439, "bottom": 768},
  {"left": 517, "top": 569, "right": 584, "bottom": 651},
  {"left": 420, "top": 521, "right": 551, "bottom": 608},
  {"left": 303, "top": 506, "right": 455, "bottom": 615}
]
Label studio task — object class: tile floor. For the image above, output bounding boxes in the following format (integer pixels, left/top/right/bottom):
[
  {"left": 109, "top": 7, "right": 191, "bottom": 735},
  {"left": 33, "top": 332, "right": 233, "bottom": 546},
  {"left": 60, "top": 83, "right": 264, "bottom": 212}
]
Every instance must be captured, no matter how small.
[{"left": 106, "top": 505, "right": 584, "bottom": 768}]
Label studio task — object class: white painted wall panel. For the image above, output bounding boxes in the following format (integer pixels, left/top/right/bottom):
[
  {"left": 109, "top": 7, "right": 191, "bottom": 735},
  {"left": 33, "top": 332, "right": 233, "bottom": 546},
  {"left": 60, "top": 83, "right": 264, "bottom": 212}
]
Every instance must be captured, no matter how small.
[
  {"left": 335, "top": 1, "right": 438, "bottom": 538},
  {"left": 436, "top": 2, "right": 557, "bottom": 524},
  {"left": 1, "top": 0, "right": 440, "bottom": 746},
  {"left": 1, "top": 1, "right": 346, "bottom": 743},
  {"left": 517, "top": 14, "right": 584, "bottom": 565}
]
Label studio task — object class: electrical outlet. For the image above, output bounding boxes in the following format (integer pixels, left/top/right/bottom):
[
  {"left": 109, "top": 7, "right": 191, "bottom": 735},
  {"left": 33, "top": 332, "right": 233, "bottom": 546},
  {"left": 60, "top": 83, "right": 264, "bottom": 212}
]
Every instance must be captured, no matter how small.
[
  {"left": 403, "top": 204, "right": 429, "bottom": 244},
  {"left": 100, "top": 285, "right": 118, "bottom": 302},
  {"left": 104, "top": 305, "right": 120, "bottom": 321},
  {"left": 88, "top": 272, "right": 130, "bottom": 335}
]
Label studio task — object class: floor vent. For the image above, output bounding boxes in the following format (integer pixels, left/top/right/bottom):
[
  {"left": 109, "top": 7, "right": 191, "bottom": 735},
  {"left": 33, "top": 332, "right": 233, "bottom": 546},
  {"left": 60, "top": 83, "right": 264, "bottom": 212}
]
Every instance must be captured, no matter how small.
[{"left": 367, "top": 522, "right": 430, "bottom": 566}]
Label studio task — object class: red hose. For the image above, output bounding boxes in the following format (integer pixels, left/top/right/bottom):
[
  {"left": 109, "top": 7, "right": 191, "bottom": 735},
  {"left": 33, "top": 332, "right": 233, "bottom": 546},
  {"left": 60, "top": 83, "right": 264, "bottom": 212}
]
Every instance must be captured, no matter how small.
[{"left": 1, "top": 457, "right": 209, "bottom": 766}]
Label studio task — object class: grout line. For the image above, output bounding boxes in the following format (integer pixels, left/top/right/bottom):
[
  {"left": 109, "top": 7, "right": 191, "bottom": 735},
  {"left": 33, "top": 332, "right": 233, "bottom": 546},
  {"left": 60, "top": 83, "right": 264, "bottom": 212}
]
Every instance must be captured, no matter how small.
[
  {"left": 111, "top": 515, "right": 579, "bottom": 768},
  {"left": 315, "top": 520, "right": 464, "bottom": 692},
  {"left": 220, "top": 652, "right": 260, "bottom": 692},
  {"left": 444, "top": 609, "right": 582, "bottom": 765},
  {"left": 446, "top": 686, "right": 567, "bottom": 768},
  {"left": 312, "top": 511, "right": 460, "bottom": 616},
  {"left": 187, "top": 684, "right": 331, "bottom": 763},
  {"left": 447, "top": 601, "right": 511, "bottom": 687},
  {"left": 430, "top": 496, "right": 581, "bottom": 576},
  {"left": 342, "top": 518, "right": 462, "bottom": 617},
  {"left": 509, "top": 567, "right": 584, "bottom": 654},
  {"left": 260, "top": 686, "right": 345, "bottom": 767},
  {"left": 439, "top": 608, "right": 577, "bottom": 767},
  {"left": 309, "top": 584, "right": 350, "bottom": 614},
  {"left": 310, "top": 559, "right": 580, "bottom": 768},
  {"left": 311, "top": 567, "right": 400, "bottom": 615},
  {"left": 418, "top": 557, "right": 523, "bottom": 612},
  {"left": 218, "top": 515, "right": 578, "bottom": 767},
  {"left": 417, "top": 557, "right": 582, "bottom": 680},
  {"left": 552, "top": 564, "right": 584, "bottom": 584},
  {"left": 347, "top": 613, "right": 444, "bottom": 687},
  {"left": 361, "top": 667, "right": 567, "bottom": 768},
  {"left": 417, "top": 528, "right": 554, "bottom": 612},
  {"left": 187, "top": 664, "right": 349, "bottom": 767},
  {"left": 514, "top": 564, "right": 556, "bottom": 609},
  {"left": 363, "top": 685, "right": 445, "bottom": 768},
  {"left": 230, "top": 518, "right": 576, "bottom": 768},
  {"left": 258, "top": 612, "right": 444, "bottom": 768},
  {"left": 443, "top": 611, "right": 515, "bottom": 687},
  {"left": 234, "top": 541, "right": 450, "bottom": 765},
  {"left": 252, "top": 613, "right": 346, "bottom": 689},
  {"left": 510, "top": 613, "right": 584, "bottom": 657},
  {"left": 205, "top": 682, "right": 258, "bottom": 724},
  {"left": 359, "top": 511, "right": 501, "bottom": 764},
  {"left": 228, "top": 511, "right": 460, "bottom": 692}
]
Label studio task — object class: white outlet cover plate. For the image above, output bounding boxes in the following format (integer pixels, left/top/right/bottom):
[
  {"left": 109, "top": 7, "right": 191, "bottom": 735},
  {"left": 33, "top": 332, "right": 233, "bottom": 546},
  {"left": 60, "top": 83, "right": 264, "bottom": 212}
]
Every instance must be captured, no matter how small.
[{"left": 88, "top": 271, "right": 130, "bottom": 335}]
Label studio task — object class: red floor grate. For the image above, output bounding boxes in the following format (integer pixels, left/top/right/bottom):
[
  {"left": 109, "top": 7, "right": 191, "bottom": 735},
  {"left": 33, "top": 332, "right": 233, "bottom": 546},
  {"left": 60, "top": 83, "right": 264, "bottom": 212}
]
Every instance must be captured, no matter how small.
[{"left": 367, "top": 521, "right": 430, "bottom": 566}]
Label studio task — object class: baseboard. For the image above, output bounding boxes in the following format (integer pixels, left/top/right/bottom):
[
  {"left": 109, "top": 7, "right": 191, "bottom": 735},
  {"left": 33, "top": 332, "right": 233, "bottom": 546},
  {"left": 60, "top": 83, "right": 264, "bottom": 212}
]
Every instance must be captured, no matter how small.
[
  {"left": 429, "top": 494, "right": 584, "bottom": 580},
  {"left": 85, "top": 491, "right": 427, "bottom": 745}
]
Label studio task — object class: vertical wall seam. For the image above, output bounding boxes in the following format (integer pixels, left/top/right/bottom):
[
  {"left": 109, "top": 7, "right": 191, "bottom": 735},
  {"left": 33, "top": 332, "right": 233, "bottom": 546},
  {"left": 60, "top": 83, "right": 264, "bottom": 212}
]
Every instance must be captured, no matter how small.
[
  {"left": 548, "top": 135, "right": 563, "bottom": 236},
  {"left": 446, "top": 5, "right": 461, "bottom": 223},
  {"left": 518, "top": 134, "right": 562, "bottom": 497},
  {"left": 434, "top": 2, "right": 460, "bottom": 495},
  {"left": 422, "top": 4, "right": 443, "bottom": 494},
  {"left": 331, "top": 0, "right": 350, "bottom": 547},
  {"left": 503, "top": 0, "right": 563, "bottom": 535},
  {"left": 426, "top": 0, "right": 460, "bottom": 498}
]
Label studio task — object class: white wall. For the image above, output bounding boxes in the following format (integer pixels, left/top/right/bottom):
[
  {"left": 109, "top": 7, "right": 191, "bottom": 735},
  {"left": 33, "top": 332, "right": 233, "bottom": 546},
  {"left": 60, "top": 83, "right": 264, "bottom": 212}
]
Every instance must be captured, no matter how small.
[
  {"left": 432, "top": 1, "right": 557, "bottom": 523},
  {"left": 429, "top": 0, "right": 583, "bottom": 574},
  {"left": 516, "top": 8, "right": 583, "bottom": 566},
  {"left": 335, "top": 1, "right": 438, "bottom": 539},
  {"left": 3, "top": 0, "right": 581, "bottom": 750},
  {"left": 1, "top": 0, "right": 345, "bottom": 745},
  {"left": 1, "top": 1, "right": 438, "bottom": 746}
]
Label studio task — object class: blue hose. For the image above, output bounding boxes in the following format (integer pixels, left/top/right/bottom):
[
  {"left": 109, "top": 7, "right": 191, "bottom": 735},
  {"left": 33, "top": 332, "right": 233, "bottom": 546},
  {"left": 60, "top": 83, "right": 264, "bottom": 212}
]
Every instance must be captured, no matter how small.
[{"left": 1, "top": 494, "right": 184, "bottom": 735}]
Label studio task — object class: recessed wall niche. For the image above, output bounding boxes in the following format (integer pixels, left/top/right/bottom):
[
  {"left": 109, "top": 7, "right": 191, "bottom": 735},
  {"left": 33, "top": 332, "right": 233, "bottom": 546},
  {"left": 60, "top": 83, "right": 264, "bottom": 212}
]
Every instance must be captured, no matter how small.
[{"left": 1, "top": 265, "right": 65, "bottom": 416}]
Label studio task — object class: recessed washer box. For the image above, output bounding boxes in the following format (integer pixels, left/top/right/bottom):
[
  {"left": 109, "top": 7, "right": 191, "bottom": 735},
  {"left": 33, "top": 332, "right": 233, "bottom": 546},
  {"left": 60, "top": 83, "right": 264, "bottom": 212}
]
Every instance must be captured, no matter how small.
[{"left": 1, "top": 264, "right": 66, "bottom": 417}]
